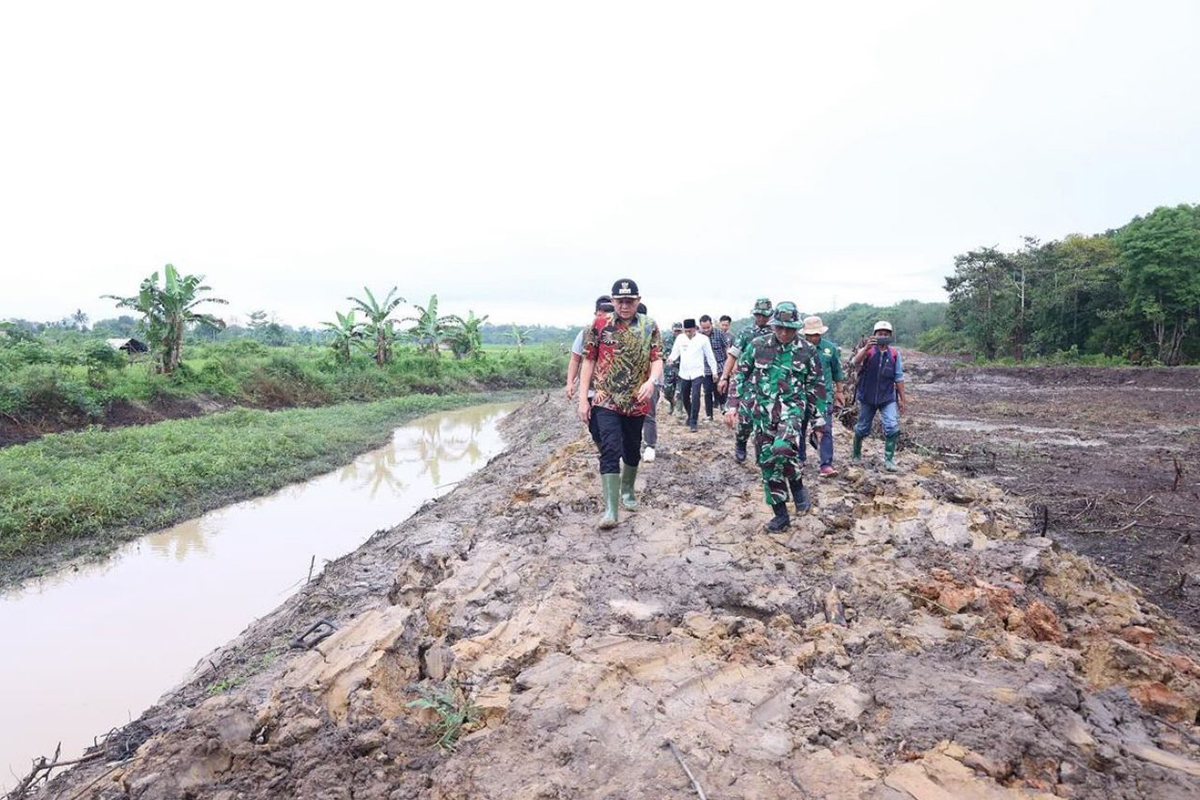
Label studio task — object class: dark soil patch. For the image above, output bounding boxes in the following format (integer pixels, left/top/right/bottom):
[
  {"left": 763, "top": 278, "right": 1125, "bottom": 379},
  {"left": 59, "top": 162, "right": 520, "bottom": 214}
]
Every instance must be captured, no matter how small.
[{"left": 906, "top": 353, "right": 1200, "bottom": 628}]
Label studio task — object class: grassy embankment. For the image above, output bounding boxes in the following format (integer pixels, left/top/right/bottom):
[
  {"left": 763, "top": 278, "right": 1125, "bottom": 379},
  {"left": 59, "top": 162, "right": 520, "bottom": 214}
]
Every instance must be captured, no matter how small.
[
  {"left": 0, "top": 391, "right": 529, "bottom": 582},
  {"left": 0, "top": 339, "right": 565, "bottom": 430}
]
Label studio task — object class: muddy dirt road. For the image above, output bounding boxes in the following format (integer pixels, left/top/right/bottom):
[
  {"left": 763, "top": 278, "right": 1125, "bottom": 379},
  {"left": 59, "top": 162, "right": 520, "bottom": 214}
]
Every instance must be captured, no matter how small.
[
  {"left": 34, "top": 394, "right": 1200, "bottom": 799},
  {"left": 905, "top": 358, "right": 1200, "bottom": 629}
]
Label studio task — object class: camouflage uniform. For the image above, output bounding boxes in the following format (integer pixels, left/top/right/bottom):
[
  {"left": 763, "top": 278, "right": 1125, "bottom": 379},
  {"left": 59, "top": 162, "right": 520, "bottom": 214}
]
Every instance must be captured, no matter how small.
[
  {"left": 662, "top": 327, "right": 681, "bottom": 411},
  {"left": 730, "top": 325, "right": 827, "bottom": 506},
  {"left": 729, "top": 321, "right": 774, "bottom": 445}
]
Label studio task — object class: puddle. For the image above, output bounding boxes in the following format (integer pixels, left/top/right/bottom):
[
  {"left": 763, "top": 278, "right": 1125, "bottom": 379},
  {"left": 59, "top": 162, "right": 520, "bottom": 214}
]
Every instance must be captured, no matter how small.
[
  {"left": 0, "top": 402, "right": 518, "bottom": 788},
  {"left": 925, "top": 418, "right": 1107, "bottom": 447}
]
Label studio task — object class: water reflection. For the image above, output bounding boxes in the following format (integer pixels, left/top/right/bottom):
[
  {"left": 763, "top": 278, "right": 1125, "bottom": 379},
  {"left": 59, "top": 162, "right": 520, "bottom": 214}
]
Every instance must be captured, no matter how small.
[{"left": 0, "top": 401, "right": 518, "bottom": 790}]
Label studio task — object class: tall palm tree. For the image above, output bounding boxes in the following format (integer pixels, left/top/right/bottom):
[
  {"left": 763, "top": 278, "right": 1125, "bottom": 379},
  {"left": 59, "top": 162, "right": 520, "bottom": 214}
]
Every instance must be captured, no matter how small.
[
  {"left": 104, "top": 264, "right": 227, "bottom": 373},
  {"left": 321, "top": 310, "right": 366, "bottom": 363},
  {"left": 405, "top": 294, "right": 457, "bottom": 357},
  {"left": 506, "top": 325, "right": 533, "bottom": 352},
  {"left": 447, "top": 311, "right": 489, "bottom": 359},
  {"left": 348, "top": 287, "right": 405, "bottom": 366}
]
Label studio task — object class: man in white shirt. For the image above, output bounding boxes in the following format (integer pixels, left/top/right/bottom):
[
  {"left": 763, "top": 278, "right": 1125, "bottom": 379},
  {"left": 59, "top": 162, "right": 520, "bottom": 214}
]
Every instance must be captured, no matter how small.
[{"left": 666, "top": 318, "right": 718, "bottom": 431}]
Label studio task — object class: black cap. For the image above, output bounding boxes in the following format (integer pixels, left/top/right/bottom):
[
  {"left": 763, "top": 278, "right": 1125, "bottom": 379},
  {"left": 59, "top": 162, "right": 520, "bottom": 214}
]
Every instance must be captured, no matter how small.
[
  {"left": 595, "top": 295, "right": 612, "bottom": 312},
  {"left": 612, "top": 278, "right": 640, "bottom": 298},
  {"left": 637, "top": 302, "right": 647, "bottom": 314},
  {"left": 683, "top": 318, "right": 697, "bottom": 329}
]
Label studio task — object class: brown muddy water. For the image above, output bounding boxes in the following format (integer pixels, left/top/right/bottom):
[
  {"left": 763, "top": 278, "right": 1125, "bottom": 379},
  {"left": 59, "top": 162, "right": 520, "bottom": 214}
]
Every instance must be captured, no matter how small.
[{"left": 0, "top": 402, "right": 517, "bottom": 789}]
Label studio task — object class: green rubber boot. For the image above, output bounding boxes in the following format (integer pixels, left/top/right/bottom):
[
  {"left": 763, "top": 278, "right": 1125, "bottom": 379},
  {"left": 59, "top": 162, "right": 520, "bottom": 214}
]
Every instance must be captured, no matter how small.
[
  {"left": 851, "top": 433, "right": 864, "bottom": 461},
  {"left": 599, "top": 473, "right": 621, "bottom": 529},
  {"left": 620, "top": 462, "right": 639, "bottom": 511},
  {"left": 884, "top": 433, "right": 900, "bottom": 472}
]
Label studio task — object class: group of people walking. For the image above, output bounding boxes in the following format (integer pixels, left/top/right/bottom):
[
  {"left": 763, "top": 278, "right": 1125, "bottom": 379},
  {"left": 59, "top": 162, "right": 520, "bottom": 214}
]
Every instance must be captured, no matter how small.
[{"left": 567, "top": 279, "right": 908, "bottom": 532}]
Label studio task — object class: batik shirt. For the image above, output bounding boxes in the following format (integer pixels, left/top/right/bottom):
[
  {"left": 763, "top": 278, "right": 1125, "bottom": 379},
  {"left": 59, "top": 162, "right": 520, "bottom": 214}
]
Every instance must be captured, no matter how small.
[{"left": 583, "top": 312, "right": 663, "bottom": 416}]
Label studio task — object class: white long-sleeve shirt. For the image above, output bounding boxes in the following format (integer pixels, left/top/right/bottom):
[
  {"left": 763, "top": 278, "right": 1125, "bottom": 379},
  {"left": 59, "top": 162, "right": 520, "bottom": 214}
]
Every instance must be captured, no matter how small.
[{"left": 667, "top": 332, "right": 718, "bottom": 380}]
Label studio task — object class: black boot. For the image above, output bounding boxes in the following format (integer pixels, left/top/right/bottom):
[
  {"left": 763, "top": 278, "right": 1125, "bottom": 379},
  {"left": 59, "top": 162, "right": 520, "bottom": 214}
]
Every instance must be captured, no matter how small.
[
  {"left": 789, "top": 478, "right": 810, "bottom": 513},
  {"left": 766, "top": 502, "right": 791, "bottom": 532},
  {"left": 734, "top": 439, "right": 747, "bottom": 463}
]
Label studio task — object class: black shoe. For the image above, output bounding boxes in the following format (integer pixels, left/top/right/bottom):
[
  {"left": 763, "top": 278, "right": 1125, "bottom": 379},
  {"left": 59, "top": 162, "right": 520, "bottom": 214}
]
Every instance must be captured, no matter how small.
[
  {"left": 766, "top": 503, "right": 791, "bottom": 532},
  {"left": 789, "top": 479, "right": 810, "bottom": 513},
  {"left": 734, "top": 440, "right": 747, "bottom": 463}
]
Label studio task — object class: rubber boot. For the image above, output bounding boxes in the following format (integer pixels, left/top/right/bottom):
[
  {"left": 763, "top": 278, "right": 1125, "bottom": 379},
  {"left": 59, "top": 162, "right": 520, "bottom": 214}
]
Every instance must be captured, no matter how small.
[
  {"left": 851, "top": 433, "right": 864, "bottom": 461},
  {"left": 734, "top": 438, "right": 748, "bottom": 463},
  {"left": 620, "top": 463, "right": 639, "bottom": 511},
  {"left": 884, "top": 434, "right": 900, "bottom": 472},
  {"left": 599, "top": 474, "right": 621, "bottom": 529},
  {"left": 766, "top": 502, "right": 791, "bottom": 532},
  {"left": 789, "top": 478, "right": 810, "bottom": 513}
]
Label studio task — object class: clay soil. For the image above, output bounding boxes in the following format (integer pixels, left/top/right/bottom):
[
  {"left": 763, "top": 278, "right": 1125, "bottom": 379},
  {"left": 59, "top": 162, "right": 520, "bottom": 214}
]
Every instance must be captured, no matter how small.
[
  {"left": 904, "top": 357, "right": 1200, "bottom": 629},
  {"left": 0, "top": 396, "right": 230, "bottom": 448},
  {"left": 33, "top": 393, "right": 1200, "bottom": 799}
]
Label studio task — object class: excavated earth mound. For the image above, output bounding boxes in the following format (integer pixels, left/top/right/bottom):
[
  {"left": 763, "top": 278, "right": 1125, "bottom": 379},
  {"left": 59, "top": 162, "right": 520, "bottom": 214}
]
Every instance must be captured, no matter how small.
[{"left": 40, "top": 395, "right": 1200, "bottom": 799}]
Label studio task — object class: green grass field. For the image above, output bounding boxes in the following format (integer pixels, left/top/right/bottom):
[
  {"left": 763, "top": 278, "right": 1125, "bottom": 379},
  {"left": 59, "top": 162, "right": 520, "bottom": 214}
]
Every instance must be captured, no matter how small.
[{"left": 0, "top": 392, "right": 526, "bottom": 571}]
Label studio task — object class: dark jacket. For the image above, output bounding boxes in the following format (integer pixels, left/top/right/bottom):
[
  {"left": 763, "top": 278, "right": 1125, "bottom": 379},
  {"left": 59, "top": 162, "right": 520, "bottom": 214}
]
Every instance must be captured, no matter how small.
[{"left": 857, "top": 346, "right": 900, "bottom": 406}]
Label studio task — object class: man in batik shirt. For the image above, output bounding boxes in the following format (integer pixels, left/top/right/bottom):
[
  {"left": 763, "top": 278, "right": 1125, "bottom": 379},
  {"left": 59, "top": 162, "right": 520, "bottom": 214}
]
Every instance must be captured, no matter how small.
[{"left": 578, "top": 279, "right": 664, "bottom": 529}]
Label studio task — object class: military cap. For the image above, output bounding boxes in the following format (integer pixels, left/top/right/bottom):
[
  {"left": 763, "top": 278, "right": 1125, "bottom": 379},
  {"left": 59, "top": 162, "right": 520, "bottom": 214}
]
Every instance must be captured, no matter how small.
[
  {"left": 771, "top": 301, "right": 802, "bottom": 329},
  {"left": 612, "top": 278, "right": 640, "bottom": 298},
  {"left": 752, "top": 297, "right": 773, "bottom": 315}
]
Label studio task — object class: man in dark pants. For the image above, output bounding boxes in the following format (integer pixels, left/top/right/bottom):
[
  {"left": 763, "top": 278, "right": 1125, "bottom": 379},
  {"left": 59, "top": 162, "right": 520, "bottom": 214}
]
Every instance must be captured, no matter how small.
[
  {"left": 700, "top": 314, "right": 729, "bottom": 414},
  {"left": 578, "top": 279, "right": 664, "bottom": 529},
  {"left": 666, "top": 318, "right": 718, "bottom": 432},
  {"left": 566, "top": 295, "right": 613, "bottom": 446}
]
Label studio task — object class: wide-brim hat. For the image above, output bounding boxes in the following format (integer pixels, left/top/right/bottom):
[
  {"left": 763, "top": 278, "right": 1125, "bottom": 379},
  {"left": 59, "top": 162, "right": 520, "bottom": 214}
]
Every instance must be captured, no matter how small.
[
  {"left": 771, "top": 302, "right": 802, "bottom": 329},
  {"left": 802, "top": 315, "right": 828, "bottom": 335},
  {"left": 612, "top": 278, "right": 640, "bottom": 299},
  {"left": 873, "top": 320, "right": 894, "bottom": 333},
  {"left": 752, "top": 297, "right": 773, "bottom": 315}
]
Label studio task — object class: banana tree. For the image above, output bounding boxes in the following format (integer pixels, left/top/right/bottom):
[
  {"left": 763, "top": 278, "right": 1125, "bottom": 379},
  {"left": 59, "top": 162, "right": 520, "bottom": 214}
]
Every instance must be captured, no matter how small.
[
  {"left": 103, "top": 264, "right": 227, "bottom": 373},
  {"left": 348, "top": 286, "right": 405, "bottom": 366},
  {"left": 447, "top": 311, "right": 489, "bottom": 359},
  {"left": 405, "top": 294, "right": 457, "bottom": 356},
  {"left": 506, "top": 325, "right": 533, "bottom": 352},
  {"left": 321, "top": 310, "right": 366, "bottom": 363}
]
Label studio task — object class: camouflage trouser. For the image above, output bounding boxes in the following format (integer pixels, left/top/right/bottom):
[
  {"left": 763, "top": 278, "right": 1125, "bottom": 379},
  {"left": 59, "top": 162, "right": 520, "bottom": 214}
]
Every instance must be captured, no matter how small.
[
  {"left": 735, "top": 405, "right": 752, "bottom": 445},
  {"left": 753, "top": 426, "right": 803, "bottom": 506}
]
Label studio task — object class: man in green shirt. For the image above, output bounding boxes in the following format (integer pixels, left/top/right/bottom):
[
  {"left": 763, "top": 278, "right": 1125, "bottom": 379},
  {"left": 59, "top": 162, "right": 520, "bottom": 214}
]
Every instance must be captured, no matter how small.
[{"left": 802, "top": 316, "right": 846, "bottom": 477}]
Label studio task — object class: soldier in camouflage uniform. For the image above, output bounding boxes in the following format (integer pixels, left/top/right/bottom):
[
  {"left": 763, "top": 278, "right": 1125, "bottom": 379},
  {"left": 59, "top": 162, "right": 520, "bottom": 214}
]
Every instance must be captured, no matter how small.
[
  {"left": 718, "top": 297, "right": 775, "bottom": 463},
  {"left": 725, "top": 302, "right": 828, "bottom": 531},
  {"left": 662, "top": 322, "right": 683, "bottom": 414}
]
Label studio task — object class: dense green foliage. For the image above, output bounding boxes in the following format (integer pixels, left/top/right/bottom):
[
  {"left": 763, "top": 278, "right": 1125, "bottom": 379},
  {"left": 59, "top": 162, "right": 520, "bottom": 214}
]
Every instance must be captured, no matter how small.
[
  {"left": 728, "top": 300, "right": 949, "bottom": 350},
  {"left": 103, "top": 264, "right": 228, "bottom": 373},
  {"left": 944, "top": 204, "right": 1200, "bottom": 364},
  {"left": 0, "top": 393, "right": 517, "bottom": 561},
  {"left": 0, "top": 337, "right": 565, "bottom": 426}
]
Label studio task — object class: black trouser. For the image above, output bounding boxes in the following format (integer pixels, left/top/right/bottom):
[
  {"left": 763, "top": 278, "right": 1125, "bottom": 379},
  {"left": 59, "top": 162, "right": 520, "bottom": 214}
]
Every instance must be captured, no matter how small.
[
  {"left": 680, "top": 377, "right": 702, "bottom": 426},
  {"left": 594, "top": 407, "right": 645, "bottom": 474},
  {"left": 701, "top": 375, "right": 715, "bottom": 418}
]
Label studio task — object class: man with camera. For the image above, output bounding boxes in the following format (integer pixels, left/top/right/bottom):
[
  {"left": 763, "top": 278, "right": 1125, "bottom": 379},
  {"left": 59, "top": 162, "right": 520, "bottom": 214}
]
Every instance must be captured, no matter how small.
[{"left": 850, "top": 320, "right": 907, "bottom": 472}]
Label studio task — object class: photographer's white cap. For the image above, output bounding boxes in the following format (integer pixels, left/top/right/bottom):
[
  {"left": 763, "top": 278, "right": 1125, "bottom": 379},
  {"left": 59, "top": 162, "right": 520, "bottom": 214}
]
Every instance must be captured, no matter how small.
[{"left": 874, "top": 320, "right": 894, "bottom": 332}]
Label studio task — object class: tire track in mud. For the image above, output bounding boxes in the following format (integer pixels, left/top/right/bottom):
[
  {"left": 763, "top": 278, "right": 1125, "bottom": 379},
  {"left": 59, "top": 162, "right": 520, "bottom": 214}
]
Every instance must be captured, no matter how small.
[{"left": 39, "top": 397, "right": 1200, "bottom": 800}]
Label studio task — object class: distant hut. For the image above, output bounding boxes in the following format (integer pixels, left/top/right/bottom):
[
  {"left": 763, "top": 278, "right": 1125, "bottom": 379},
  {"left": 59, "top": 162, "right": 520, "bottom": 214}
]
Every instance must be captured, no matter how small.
[{"left": 106, "top": 337, "right": 149, "bottom": 358}]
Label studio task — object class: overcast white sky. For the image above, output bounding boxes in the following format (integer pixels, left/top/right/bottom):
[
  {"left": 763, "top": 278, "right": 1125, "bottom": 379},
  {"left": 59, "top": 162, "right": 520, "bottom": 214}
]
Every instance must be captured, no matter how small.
[{"left": 2, "top": 0, "right": 1197, "bottom": 330}]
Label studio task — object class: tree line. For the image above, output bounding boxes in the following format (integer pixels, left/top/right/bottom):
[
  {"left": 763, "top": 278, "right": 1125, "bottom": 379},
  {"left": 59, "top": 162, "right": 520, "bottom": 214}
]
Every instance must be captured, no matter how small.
[{"left": 944, "top": 204, "right": 1200, "bottom": 365}]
